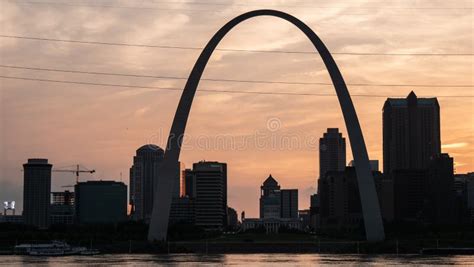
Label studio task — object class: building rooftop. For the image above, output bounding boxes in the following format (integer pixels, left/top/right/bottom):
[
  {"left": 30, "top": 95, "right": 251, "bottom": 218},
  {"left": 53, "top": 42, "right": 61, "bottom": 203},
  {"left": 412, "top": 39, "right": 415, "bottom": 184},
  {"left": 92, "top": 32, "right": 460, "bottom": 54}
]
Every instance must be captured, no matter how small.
[
  {"left": 384, "top": 91, "right": 438, "bottom": 108},
  {"left": 263, "top": 174, "right": 279, "bottom": 186},
  {"left": 26, "top": 158, "right": 49, "bottom": 164},
  {"left": 136, "top": 144, "right": 164, "bottom": 153}
]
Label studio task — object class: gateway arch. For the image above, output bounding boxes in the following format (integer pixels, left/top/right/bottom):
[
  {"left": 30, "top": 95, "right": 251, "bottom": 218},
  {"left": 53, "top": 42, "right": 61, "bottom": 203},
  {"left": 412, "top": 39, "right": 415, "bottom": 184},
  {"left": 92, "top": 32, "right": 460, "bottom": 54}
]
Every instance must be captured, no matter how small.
[{"left": 148, "top": 9, "right": 385, "bottom": 242}]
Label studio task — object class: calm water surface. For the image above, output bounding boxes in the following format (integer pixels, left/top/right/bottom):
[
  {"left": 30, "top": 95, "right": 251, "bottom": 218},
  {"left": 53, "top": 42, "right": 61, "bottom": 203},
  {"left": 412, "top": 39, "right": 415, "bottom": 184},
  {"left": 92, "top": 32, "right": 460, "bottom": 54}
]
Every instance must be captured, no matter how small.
[{"left": 1, "top": 254, "right": 473, "bottom": 266}]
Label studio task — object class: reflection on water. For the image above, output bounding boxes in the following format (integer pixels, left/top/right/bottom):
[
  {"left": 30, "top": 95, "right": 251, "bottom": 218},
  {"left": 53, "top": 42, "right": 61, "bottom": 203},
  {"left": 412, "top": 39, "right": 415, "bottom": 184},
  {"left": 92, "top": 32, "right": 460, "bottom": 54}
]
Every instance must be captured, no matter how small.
[{"left": 1, "top": 254, "right": 473, "bottom": 266}]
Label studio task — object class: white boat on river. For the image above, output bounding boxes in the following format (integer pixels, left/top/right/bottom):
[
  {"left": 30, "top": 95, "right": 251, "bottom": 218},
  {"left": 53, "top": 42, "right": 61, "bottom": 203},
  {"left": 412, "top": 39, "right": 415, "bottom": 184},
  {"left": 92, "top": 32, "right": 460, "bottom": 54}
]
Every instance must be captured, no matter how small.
[{"left": 14, "top": 241, "right": 98, "bottom": 256}]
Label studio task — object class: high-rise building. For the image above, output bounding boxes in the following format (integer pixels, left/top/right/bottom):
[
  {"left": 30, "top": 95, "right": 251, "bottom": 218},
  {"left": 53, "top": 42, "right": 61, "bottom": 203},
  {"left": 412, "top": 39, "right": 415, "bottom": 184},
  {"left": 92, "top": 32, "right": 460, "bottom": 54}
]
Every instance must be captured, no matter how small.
[
  {"left": 259, "top": 175, "right": 281, "bottom": 219},
  {"left": 183, "top": 168, "right": 196, "bottom": 198},
  {"left": 193, "top": 161, "right": 227, "bottom": 230},
  {"left": 23, "top": 158, "right": 52, "bottom": 229},
  {"left": 129, "top": 144, "right": 164, "bottom": 221},
  {"left": 383, "top": 91, "right": 440, "bottom": 174},
  {"left": 75, "top": 180, "right": 127, "bottom": 224},
  {"left": 319, "top": 128, "right": 346, "bottom": 179},
  {"left": 281, "top": 189, "right": 298, "bottom": 218}
]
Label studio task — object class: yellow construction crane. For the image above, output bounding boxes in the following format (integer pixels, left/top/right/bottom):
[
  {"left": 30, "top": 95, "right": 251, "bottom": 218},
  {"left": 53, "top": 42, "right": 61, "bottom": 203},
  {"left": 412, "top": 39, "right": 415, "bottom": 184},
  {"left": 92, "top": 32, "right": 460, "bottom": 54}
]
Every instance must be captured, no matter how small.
[{"left": 53, "top": 164, "right": 95, "bottom": 184}]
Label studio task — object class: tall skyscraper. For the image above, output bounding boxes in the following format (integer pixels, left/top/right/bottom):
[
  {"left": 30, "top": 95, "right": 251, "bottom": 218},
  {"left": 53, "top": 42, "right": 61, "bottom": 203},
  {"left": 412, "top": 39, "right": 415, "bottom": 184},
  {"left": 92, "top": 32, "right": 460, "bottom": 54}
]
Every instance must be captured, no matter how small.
[
  {"left": 129, "top": 144, "right": 164, "bottom": 221},
  {"left": 383, "top": 91, "right": 440, "bottom": 174},
  {"left": 23, "top": 158, "right": 52, "bottom": 229},
  {"left": 319, "top": 128, "right": 346, "bottom": 179},
  {"left": 193, "top": 161, "right": 227, "bottom": 230},
  {"left": 281, "top": 189, "right": 298, "bottom": 218},
  {"left": 259, "top": 174, "right": 281, "bottom": 219}
]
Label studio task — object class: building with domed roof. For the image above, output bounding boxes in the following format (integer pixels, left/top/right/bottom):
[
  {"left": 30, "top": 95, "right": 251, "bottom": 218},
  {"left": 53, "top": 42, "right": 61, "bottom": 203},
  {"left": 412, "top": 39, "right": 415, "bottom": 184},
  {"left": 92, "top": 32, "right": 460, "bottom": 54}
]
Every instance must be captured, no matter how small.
[
  {"left": 260, "top": 174, "right": 281, "bottom": 219},
  {"left": 129, "top": 144, "right": 164, "bottom": 221},
  {"left": 242, "top": 174, "right": 301, "bottom": 233}
]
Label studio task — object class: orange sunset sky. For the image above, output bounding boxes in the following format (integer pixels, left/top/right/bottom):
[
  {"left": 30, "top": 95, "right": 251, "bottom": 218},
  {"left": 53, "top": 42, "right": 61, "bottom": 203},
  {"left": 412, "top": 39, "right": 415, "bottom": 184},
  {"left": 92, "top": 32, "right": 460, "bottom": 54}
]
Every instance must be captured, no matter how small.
[{"left": 0, "top": 0, "right": 473, "bottom": 216}]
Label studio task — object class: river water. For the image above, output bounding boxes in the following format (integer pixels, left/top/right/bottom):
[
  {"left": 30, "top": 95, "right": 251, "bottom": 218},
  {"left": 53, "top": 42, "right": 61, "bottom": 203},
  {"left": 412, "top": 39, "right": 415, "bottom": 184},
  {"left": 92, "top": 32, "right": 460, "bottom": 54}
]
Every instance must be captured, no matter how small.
[{"left": 1, "top": 254, "right": 473, "bottom": 266}]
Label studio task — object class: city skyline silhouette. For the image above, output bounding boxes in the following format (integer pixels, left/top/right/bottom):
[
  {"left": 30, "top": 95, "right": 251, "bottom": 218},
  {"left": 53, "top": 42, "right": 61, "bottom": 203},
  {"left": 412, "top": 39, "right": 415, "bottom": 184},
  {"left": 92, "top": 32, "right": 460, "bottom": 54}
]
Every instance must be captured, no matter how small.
[
  {"left": 148, "top": 9, "right": 384, "bottom": 242},
  {"left": 1, "top": 0, "right": 472, "bottom": 224}
]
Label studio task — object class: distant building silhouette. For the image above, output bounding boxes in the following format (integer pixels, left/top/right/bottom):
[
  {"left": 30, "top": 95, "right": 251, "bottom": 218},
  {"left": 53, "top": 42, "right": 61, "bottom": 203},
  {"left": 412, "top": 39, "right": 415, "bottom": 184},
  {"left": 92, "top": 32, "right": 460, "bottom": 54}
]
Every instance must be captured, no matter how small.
[
  {"left": 467, "top": 176, "right": 474, "bottom": 222},
  {"left": 244, "top": 174, "right": 301, "bottom": 233},
  {"left": 319, "top": 166, "right": 393, "bottom": 232},
  {"left": 183, "top": 168, "right": 196, "bottom": 198},
  {"left": 169, "top": 167, "right": 196, "bottom": 225},
  {"left": 169, "top": 196, "right": 195, "bottom": 225},
  {"left": 259, "top": 175, "right": 299, "bottom": 219},
  {"left": 427, "top": 154, "right": 455, "bottom": 224},
  {"left": 298, "top": 209, "right": 311, "bottom": 230},
  {"left": 227, "top": 206, "right": 239, "bottom": 230},
  {"left": 383, "top": 91, "right": 440, "bottom": 174},
  {"left": 373, "top": 173, "right": 394, "bottom": 222},
  {"left": 193, "top": 161, "right": 227, "bottom": 230},
  {"left": 393, "top": 155, "right": 456, "bottom": 224},
  {"left": 309, "top": 194, "right": 320, "bottom": 230},
  {"left": 348, "top": 160, "right": 379, "bottom": 172},
  {"left": 281, "top": 189, "right": 298, "bottom": 219},
  {"left": 23, "top": 158, "right": 52, "bottom": 229},
  {"left": 454, "top": 173, "right": 474, "bottom": 223},
  {"left": 260, "top": 175, "right": 281, "bottom": 219},
  {"left": 392, "top": 169, "right": 428, "bottom": 222},
  {"left": 50, "top": 190, "right": 74, "bottom": 225},
  {"left": 129, "top": 144, "right": 164, "bottom": 222},
  {"left": 319, "top": 167, "right": 362, "bottom": 231},
  {"left": 319, "top": 128, "right": 346, "bottom": 179},
  {"left": 75, "top": 180, "right": 127, "bottom": 224}
]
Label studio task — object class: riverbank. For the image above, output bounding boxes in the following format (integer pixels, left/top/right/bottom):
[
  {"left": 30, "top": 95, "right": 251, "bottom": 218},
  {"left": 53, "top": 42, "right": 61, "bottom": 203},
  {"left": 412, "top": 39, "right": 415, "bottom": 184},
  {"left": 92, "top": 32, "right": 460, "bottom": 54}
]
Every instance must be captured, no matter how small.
[
  {"left": 2, "top": 239, "right": 474, "bottom": 255},
  {"left": 2, "top": 222, "right": 473, "bottom": 255}
]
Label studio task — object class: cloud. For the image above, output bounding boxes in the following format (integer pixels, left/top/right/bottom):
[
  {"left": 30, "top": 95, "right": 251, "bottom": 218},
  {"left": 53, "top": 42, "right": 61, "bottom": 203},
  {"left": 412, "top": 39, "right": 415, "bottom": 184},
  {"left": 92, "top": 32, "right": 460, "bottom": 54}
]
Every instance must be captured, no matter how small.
[
  {"left": 134, "top": 106, "right": 150, "bottom": 117},
  {"left": 442, "top": 142, "right": 469, "bottom": 149}
]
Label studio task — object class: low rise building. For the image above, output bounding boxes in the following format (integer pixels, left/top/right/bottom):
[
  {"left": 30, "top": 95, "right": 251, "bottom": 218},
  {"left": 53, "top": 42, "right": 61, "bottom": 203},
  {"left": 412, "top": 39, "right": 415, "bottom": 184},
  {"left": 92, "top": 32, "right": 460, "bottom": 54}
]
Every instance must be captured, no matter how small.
[
  {"left": 241, "top": 217, "right": 301, "bottom": 233},
  {"left": 50, "top": 191, "right": 74, "bottom": 225},
  {"left": 0, "top": 215, "right": 23, "bottom": 224},
  {"left": 75, "top": 180, "right": 127, "bottom": 224}
]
